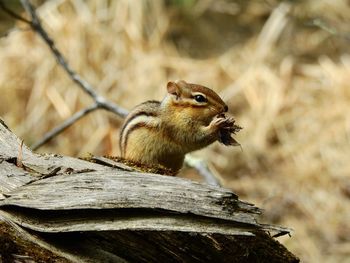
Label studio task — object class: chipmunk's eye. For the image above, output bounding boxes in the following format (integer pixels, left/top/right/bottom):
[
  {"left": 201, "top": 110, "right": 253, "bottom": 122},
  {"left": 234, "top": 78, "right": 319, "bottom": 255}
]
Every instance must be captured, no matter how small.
[{"left": 193, "top": 94, "right": 207, "bottom": 103}]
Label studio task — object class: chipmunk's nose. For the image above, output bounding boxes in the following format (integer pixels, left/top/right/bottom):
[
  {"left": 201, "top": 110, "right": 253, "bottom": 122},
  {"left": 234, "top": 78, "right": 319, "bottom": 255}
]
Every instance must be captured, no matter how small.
[{"left": 224, "top": 105, "right": 228, "bottom": 112}]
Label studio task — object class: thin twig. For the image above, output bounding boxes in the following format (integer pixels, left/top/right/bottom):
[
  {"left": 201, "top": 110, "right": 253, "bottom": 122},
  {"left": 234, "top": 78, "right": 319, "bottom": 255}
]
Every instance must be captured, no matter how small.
[
  {"left": 14, "top": 0, "right": 127, "bottom": 149},
  {"left": 0, "top": 0, "right": 128, "bottom": 150},
  {"left": 31, "top": 104, "right": 99, "bottom": 150},
  {"left": 19, "top": 0, "right": 128, "bottom": 118}
]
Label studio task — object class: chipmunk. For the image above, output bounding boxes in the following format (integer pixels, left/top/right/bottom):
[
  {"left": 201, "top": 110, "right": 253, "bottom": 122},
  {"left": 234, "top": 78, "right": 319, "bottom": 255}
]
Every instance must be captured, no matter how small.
[{"left": 119, "top": 80, "right": 241, "bottom": 172}]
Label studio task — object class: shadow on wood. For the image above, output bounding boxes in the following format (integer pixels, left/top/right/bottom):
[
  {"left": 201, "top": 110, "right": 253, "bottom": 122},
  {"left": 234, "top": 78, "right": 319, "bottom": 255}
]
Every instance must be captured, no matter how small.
[{"left": 0, "top": 118, "right": 299, "bottom": 262}]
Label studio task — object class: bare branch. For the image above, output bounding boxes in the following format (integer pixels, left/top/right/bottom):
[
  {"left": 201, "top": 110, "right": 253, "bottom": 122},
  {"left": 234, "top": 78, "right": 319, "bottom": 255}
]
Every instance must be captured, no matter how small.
[
  {"left": 14, "top": 0, "right": 127, "bottom": 150},
  {"left": 19, "top": 0, "right": 128, "bottom": 118},
  {"left": 31, "top": 104, "right": 99, "bottom": 150}
]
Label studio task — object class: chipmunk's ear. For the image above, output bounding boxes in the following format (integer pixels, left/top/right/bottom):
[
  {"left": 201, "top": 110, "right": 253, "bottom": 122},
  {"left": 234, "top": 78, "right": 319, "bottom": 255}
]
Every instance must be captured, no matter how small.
[
  {"left": 175, "top": 80, "right": 188, "bottom": 88},
  {"left": 167, "top": 81, "right": 180, "bottom": 97}
]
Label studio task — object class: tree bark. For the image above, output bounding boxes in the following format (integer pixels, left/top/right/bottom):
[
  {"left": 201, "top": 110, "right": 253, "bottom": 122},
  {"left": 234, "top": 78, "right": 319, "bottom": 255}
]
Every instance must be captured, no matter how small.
[{"left": 0, "top": 118, "right": 299, "bottom": 262}]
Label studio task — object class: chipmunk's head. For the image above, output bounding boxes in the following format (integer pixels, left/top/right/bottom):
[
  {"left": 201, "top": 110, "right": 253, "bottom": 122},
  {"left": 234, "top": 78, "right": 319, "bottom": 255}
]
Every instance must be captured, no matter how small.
[{"left": 164, "top": 80, "right": 228, "bottom": 123}]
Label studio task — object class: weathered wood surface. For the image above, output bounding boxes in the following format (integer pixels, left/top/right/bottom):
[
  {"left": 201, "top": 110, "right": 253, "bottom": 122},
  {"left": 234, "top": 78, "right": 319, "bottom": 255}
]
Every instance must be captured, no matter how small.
[
  {"left": 1, "top": 171, "right": 258, "bottom": 222},
  {"left": 0, "top": 119, "right": 299, "bottom": 262}
]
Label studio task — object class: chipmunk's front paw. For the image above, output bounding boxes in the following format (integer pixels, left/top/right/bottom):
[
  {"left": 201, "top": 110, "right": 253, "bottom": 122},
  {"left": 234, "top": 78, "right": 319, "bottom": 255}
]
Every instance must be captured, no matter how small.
[
  {"left": 209, "top": 115, "right": 236, "bottom": 131},
  {"left": 210, "top": 115, "right": 242, "bottom": 146}
]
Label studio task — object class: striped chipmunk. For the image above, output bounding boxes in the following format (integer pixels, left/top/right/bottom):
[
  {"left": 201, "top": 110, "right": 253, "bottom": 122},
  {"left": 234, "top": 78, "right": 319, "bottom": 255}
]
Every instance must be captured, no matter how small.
[{"left": 119, "top": 80, "right": 241, "bottom": 172}]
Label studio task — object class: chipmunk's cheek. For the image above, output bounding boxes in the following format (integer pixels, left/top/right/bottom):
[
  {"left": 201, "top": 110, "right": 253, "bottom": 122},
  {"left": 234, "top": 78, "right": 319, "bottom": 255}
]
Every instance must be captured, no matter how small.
[
  {"left": 197, "top": 110, "right": 214, "bottom": 126},
  {"left": 207, "top": 110, "right": 218, "bottom": 122},
  {"left": 206, "top": 107, "right": 218, "bottom": 116}
]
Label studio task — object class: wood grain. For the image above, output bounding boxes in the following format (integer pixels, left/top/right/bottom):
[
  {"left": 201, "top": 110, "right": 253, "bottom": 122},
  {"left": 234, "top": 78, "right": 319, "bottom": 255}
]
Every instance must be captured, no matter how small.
[{"left": 0, "top": 118, "right": 299, "bottom": 262}]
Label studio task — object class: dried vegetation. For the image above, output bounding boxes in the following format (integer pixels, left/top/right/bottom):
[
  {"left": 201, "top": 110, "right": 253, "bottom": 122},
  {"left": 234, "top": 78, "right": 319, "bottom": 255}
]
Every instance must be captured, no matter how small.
[{"left": 0, "top": 0, "right": 350, "bottom": 262}]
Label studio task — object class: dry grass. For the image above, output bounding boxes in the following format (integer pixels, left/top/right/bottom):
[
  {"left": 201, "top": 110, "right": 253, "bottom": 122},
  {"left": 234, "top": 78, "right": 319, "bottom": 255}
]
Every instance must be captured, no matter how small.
[{"left": 1, "top": 0, "right": 350, "bottom": 262}]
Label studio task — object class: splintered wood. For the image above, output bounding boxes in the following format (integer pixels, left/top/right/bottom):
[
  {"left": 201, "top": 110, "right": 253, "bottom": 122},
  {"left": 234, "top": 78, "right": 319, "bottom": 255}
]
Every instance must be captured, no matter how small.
[{"left": 0, "top": 118, "right": 298, "bottom": 262}]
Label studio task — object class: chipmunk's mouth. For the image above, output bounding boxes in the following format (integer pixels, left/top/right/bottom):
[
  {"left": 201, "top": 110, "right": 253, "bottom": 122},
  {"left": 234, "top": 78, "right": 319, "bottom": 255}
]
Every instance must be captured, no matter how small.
[{"left": 209, "top": 105, "right": 226, "bottom": 116}]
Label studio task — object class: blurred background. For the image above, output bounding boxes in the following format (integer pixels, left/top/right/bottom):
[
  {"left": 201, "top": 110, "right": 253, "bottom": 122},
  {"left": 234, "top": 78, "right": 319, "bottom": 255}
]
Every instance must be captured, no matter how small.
[{"left": 1, "top": 0, "right": 350, "bottom": 262}]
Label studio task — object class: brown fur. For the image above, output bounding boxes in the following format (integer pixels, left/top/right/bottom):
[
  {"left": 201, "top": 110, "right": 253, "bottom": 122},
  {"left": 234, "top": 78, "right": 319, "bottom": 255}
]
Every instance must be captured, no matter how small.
[{"left": 119, "top": 80, "right": 229, "bottom": 172}]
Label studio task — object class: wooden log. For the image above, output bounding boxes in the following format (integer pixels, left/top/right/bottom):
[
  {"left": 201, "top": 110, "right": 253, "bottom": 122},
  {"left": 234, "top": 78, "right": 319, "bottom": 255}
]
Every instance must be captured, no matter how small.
[{"left": 0, "top": 118, "right": 299, "bottom": 262}]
